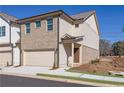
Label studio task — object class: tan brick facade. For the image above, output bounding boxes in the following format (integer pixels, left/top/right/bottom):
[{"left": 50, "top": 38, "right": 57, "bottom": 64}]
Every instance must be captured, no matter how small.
[
  {"left": 21, "top": 17, "right": 58, "bottom": 50},
  {"left": 82, "top": 45, "right": 99, "bottom": 64}
]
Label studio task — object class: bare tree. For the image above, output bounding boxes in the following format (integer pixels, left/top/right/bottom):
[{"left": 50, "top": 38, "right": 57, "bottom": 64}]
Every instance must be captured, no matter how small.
[{"left": 100, "top": 39, "right": 112, "bottom": 56}]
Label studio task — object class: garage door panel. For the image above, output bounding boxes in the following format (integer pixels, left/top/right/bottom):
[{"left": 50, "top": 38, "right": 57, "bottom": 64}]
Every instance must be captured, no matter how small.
[
  {"left": 24, "top": 51, "right": 54, "bottom": 67},
  {"left": 0, "top": 52, "right": 12, "bottom": 66}
]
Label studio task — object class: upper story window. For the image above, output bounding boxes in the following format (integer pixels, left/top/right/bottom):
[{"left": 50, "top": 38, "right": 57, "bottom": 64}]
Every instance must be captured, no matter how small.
[
  {"left": 75, "top": 24, "right": 79, "bottom": 28},
  {"left": 35, "top": 20, "right": 41, "bottom": 28},
  {"left": 0, "top": 26, "right": 6, "bottom": 37},
  {"left": 25, "top": 23, "right": 30, "bottom": 34},
  {"left": 47, "top": 17, "right": 53, "bottom": 31}
]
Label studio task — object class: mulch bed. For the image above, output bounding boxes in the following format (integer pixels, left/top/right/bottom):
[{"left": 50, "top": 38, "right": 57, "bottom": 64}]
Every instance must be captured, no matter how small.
[{"left": 70, "top": 56, "right": 124, "bottom": 74}]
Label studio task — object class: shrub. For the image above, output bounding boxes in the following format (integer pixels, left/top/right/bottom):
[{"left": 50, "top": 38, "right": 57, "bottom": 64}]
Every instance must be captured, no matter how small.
[
  {"left": 91, "top": 59, "right": 100, "bottom": 64},
  {"left": 93, "top": 70, "right": 97, "bottom": 73}
]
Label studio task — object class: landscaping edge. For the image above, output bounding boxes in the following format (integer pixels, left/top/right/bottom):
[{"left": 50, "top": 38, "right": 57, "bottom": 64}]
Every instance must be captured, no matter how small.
[{"left": 37, "top": 73, "right": 124, "bottom": 86}]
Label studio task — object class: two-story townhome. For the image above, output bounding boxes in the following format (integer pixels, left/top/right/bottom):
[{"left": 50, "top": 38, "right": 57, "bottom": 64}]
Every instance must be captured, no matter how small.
[
  {"left": 18, "top": 10, "right": 99, "bottom": 68},
  {"left": 0, "top": 13, "right": 20, "bottom": 66}
]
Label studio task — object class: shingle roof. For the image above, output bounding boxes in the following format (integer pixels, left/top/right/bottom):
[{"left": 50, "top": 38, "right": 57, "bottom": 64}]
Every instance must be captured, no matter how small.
[
  {"left": 0, "top": 12, "right": 18, "bottom": 22},
  {"left": 18, "top": 10, "right": 96, "bottom": 25},
  {"left": 71, "top": 10, "right": 95, "bottom": 20}
]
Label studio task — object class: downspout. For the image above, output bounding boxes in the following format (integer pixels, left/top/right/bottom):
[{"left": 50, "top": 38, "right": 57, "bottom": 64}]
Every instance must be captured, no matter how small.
[
  {"left": 53, "top": 16, "right": 60, "bottom": 68},
  {"left": 19, "top": 23, "right": 22, "bottom": 66},
  {"left": 57, "top": 17, "right": 60, "bottom": 68},
  {"left": 9, "top": 22, "right": 13, "bottom": 66}
]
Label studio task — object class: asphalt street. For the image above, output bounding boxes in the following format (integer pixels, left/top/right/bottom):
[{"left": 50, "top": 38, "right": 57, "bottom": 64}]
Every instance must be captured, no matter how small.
[{"left": 0, "top": 74, "right": 94, "bottom": 87}]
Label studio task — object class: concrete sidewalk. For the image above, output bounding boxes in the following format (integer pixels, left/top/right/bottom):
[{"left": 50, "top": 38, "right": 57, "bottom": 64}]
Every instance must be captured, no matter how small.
[{"left": 80, "top": 74, "right": 124, "bottom": 83}]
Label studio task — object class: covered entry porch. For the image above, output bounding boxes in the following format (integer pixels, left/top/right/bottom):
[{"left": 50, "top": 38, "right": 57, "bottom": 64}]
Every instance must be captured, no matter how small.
[{"left": 60, "top": 34, "right": 83, "bottom": 67}]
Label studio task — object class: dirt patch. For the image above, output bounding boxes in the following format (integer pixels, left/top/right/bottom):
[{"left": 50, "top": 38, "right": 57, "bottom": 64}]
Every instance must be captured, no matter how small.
[{"left": 70, "top": 56, "right": 124, "bottom": 74}]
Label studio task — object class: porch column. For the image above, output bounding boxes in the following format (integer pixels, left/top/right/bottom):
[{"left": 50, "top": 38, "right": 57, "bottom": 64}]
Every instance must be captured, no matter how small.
[
  {"left": 72, "top": 43, "right": 74, "bottom": 67},
  {"left": 21, "top": 50, "right": 24, "bottom": 66},
  {"left": 80, "top": 45, "right": 82, "bottom": 64}
]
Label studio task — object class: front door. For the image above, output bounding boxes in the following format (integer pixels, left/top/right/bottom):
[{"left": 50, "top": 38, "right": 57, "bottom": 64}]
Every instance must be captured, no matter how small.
[{"left": 74, "top": 48, "right": 79, "bottom": 63}]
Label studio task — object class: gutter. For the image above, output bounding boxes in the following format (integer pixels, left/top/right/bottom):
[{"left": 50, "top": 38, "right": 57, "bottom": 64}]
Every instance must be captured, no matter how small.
[{"left": 9, "top": 22, "right": 14, "bottom": 66}]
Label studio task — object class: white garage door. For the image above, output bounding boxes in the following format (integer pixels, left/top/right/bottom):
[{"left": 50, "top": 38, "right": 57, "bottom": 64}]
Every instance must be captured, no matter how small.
[
  {"left": 24, "top": 51, "right": 54, "bottom": 67},
  {"left": 0, "top": 52, "right": 12, "bottom": 66}
]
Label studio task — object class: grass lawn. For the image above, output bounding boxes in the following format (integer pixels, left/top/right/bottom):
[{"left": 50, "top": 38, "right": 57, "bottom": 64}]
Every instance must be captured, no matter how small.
[
  {"left": 37, "top": 73, "right": 124, "bottom": 86},
  {"left": 66, "top": 69, "right": 124, "bottom": 78}
]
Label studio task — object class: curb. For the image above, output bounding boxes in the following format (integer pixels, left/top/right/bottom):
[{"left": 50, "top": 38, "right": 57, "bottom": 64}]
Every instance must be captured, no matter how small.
[{"left": 0, "top": 72, "right": 121, "bottom": 87}]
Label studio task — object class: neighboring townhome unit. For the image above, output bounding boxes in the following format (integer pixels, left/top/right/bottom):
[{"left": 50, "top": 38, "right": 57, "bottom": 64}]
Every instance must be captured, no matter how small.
[
  {"left": 0, "top": 13, "right": 20, "bottom": 66},
  {"left": 18, "top": 10, "right": 99, "bottom": 68}
]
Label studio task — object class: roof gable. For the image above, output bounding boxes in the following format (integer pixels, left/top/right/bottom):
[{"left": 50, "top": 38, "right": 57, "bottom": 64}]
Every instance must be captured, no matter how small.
[
  {"left": 71, "top": 10, "right": 100, "bottom": 35},
  {"left": 61, "top": 34, "right": 75, "bottom": 39}
]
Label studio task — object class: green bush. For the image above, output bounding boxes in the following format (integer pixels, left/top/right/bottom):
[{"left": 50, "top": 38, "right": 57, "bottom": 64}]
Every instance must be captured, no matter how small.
[{"left": 91, "top": 59, "right": 100, "bottom": 64}]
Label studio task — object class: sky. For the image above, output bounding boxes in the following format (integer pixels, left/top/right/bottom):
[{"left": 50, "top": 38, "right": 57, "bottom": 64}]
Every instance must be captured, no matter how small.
[{"left": 0, "top": 5, "right": 124, "bottom": 43}]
